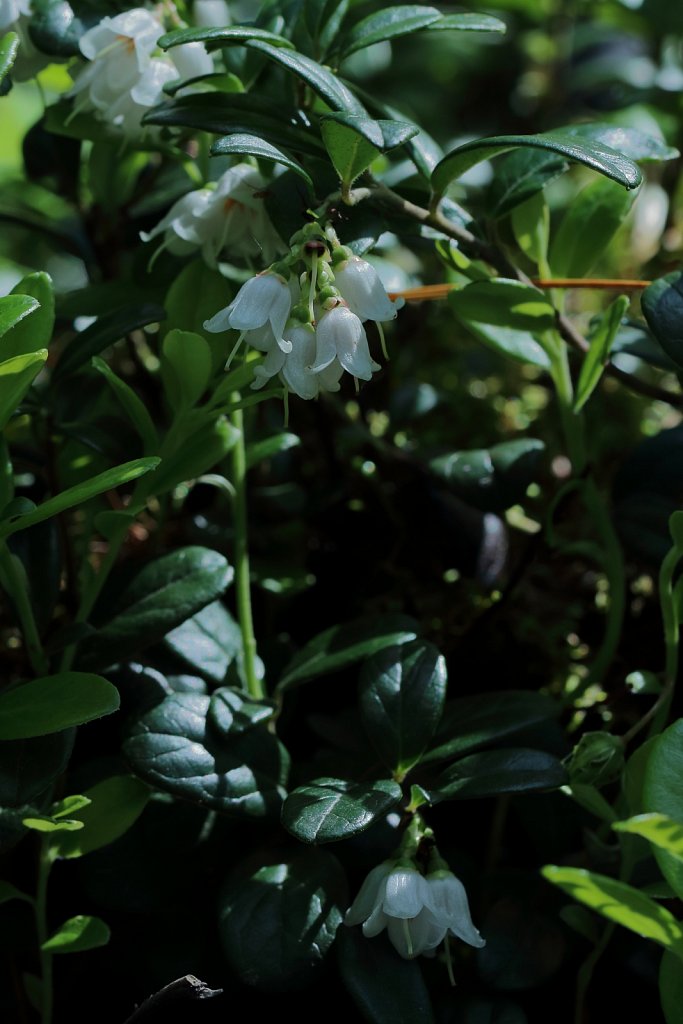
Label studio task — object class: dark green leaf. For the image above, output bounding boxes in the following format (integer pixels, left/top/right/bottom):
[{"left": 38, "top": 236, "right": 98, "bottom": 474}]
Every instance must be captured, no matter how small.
[
  {"left": 660, "top": 949, "right": 683, "bottom": 1024},
  {"left": 28, "top": 0, "right": 91, "bottom": 57},
  {"left": 0, "top": 350, "right": 48, "bottom": 431},
  {"left": 42, "top": 915, "right": 110, "bottom": 954},
  {"left": 244, "top": 39, "right": 365, "bottom": 113},
  {"left": 543, "top": 866, "right": 683, "bottom": 958},
  {"left": 560, "top": 122, "right": 679, "bottom": 163},
  {"left": 139, "top": 417, "right": 237, "bottom": 500},
  {"left": 359, "top": 641, "right": 446, "bottom": 773},
  {"left": 161, "top": 601, "right": 241, "bottom": 683},
  {"left": 161, "top": 329, "right": 213, "bottom": 410},
  {"left": 0, "top": 32, "right": 18, "bottom": 87},
  {"left": 51, "top": 775, "right": 150, "bottom": 858},
  {"left": 339, "top": 5, "right": 442, "bottom": 58},
  {"left": 432, "top": 747, "right": 567, "bottom": 801},
  {"left": 432, "top": 132, "right": 642, "bottom": 200},
  {"left": 219, "top": 849, "right": 346, "bottom": 989},
  {"left": 207, "top": 687, "right": 275, "bottom": 736},
  {"left": 282, "top": 777, "right": 402, "bottom": 843},
  {"left": 0, "top": 731, "right": 74, "bottom": 808},
  {"left": 449, "top": 284, "right": 553, "bottom": 369},
  {"left": 337, "top": 927, "right": 435, "bottom": 1024},
  {"left": 642, "top": 272, "right": 683, "bottom": 369},
  {"left": 0, "top": 458, "right": 160, "bottom": 538},
  {"left": 574, "top": 295, "right": 629, "bottom": 411},
  {"left": 430, "top": 438, "right": 546, "bottom": 513},
  {"left": 2, "top": 272, "right": 54, "bottom": 358},
  {"left": 321, "top": 112, "right": 419, "bottom": 152},
  {"left": 78, "top": 547, "right": 233, "bottom": 670},
  {"left": 277, "top": 614, "right": 418, "bottom": 692},
  {"left": 54, "top": 304, "right": 166, "bottom": 380},
  {"left": 643, "top": 720, "right": 683, "bottom": 900},
  {"left": 425, "top": 13, "right": 506, "bottom": 33},
  {"left": 124, "top": 692, "right": 288, "bottom": 817},
  {"left": 321, "top": 116, "right": 380, "bottom": 186},
  {"left": 158, "top": 25, "right": 294, "bottom": 51},
  {"left": 549, "top": 178, "right": 637, "bottom": 278},
  {"left": 423, "top": 691, "right": 560, "bottom": 765},
  {"left": 488, "top": 149, "right": 568, "bottom": 219},
  {"left": 0, "top": 880, "right": 32, "bottom": 904},
  {"left": 0, "top": 294, "right": 39, "bottom": 337},
  {"left": 0, "top": 673, "right": 119, "bottom": 740},
  {"left": 92, "top": 357, "right": 158, "bottom": 453},
  {"left": 210, "top": 133, "right": 313, "bottom": 187}
]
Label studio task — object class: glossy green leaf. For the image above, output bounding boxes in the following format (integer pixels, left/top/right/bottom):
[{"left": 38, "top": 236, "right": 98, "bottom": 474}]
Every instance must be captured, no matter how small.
[
  {"left": 642, "top": 272, "right": 683, "bottom": 369},
  {"left": 161, "top": 601, "right": 241, "bottom": 683},
  {"left": 246, "top": 431, "right": 299, "bottom": 469},
  {"left": 2, "top": 272, "right": 54, "bottom": 358},
  {"left": 549, "top": 178, "right": 637, "bottom": 278},
  {"left": 425, "top": 13, "right": 506, "bottom": 33},
  {"left": 432, "top": 132, "right": 642, "bottom": 200},
  {"left": 488, "top": 148, "right": 568, "bottom": 219},
  {"left": 660, "top": 949, "right": 683, "bottom": 1024},
  {"left": 92, "top": 357, "right": 158, "bottom": 453},
  {"left": 54, "top": 304, "right": 166, "bottom": 380},
  {"left": 321, "top": 116, "right": 379, "bottom": 186},
  {"left": 210, "top": 133, "right": 313, "bottom": 188},
  {"left": 430, "top": 438, "right": 545, "bottom": 513},
  {"left": 432, "top": 747, "right": 567, "bottom": 801},
  {"left": 162, "top": 329, "right": 213, "bottom": 409},
  {"left": 51, "top": 775, "right": 150, "bottom": 858},
  {"left": 219, "top": 849, "right": 345, "bottom": 989},
  {"left": 0, "top": 672, "right": 119, "bottom": 740},
  {"left": 511, "top": 192, "right": 550, "bottom": 267},
  {"left": 449, "top": 284, "right": 553, "bottom": 369},
  {"left": 23, "top": 815, "right": 84, "bottom": 832},
  {"left": 644, "top": 720, "right": 683, "bottom": 900},
  {"left": 140, "top": 417, "right": 237, "bottom": 499},
  {"left": 42, "top": 915, "right": 110, "bottom": 954},
  {"left": 337, "top": 927, "right": 435, "bottom": 1023},
  {"left": 158, "top": 25, "right": 294, "bottom": 51},
  {"left": 0, "top": 731, "right": 74, "bottom": 808},
  {"left": 244, "top": 39, "right": 365, "bottom": 113},
  {"left": 339, "top": 5, "right": 442, "bottom": 59},
  {"left": 144, "top": 94, "right": 324, "bottom": 158},
  {"left": 124, "top": 692, "right": 289, "bottom": 818},
  {"left": 574, "top": 295, "right": 629, "bottom": 411},
  {"left": 0, "top": 294, "right": 39, "bottom": 338},
  {"left": 282, "top": 777, "right": 402, "bottom": 843},
  {"left": 613, "top": 812, "right": 683, "bottom": 862},
  {"left": 0, "top": 879, "right": 31, "bottom": 904},
  {"left": 51, "top": 794, "right": 91, "bottom": 818},
  {"left": 78, "top": 547, "right": 233, "bottom": 670},
  {"left": 0, "top": 457, "right": 160, "bottom": 538},
  {"left": 543, "top": 866, "right": 683, "bottom": 959},
  {"left": 423, "top": 691, "right": 560, "bottom": 764},
  {"left": 560, "top": 122, "right": 679, "bottom": 163},
  {"left": 359, "top": 641, "right": 447, "bottom": 773},
  {"left": 0, "top": 349, "right": 48, "bottom": 431},
  {"left": 0, "top": 31, "right": 18, "bottom": 86},
  {"left": 277, "top": 614, "right": 418, "bottom": 692},
  {"left": 366, "top": 96, "right": 443, "bottom": 178},
  {"left": 28, "top": 0, "right": 90, "bottom": 57},
  {"left": 207, "top": 688, "right": 275, "bottom": 736}
]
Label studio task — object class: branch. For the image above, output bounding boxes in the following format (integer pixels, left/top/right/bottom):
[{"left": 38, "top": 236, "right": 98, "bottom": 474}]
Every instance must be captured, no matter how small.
[
  {"left": 123, "top": 976, "right": 223, "bottom": 1023},
  {"left": 363, "top": 181, "right": 683, "bottom": 410}
]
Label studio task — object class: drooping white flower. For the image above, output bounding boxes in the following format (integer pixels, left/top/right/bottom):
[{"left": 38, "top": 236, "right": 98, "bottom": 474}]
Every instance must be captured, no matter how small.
[
  {"left": 345, "top": 860, "right": 485, "bottom": 960},
  {"left": 311, "top": 303, "right": 380, "bottom": 380},
  {"left": 169, "top": 41, "right": 213, "bottom": 82},
  {"left": 193, "top": 0, "right": 231, "bottom": 28},
  {"left": 141, "top": 165, "right": 284, "bottom": 266},
  {"left": 105, "top": 58, "right": 177, "bottom": 138},
  {"left": 78, "top": 8, "right": 162, "bottom": 69},
  {"left": 204, "top": 270, "right": 293, "bottom": 352},
  {"left": 333, "top": 255, "right": 403, "bottom": 323}
]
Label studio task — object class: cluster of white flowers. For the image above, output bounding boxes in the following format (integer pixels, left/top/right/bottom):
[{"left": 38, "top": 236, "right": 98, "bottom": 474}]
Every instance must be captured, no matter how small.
[
  {"left": 140, "top": 163, "right": 284, "bottom": 266},
  {"left": 68, "top": 7, "right": 212, "bottom": 139},
  {"left": 203, "top": 229, "right": 403, "bottom": 400},
  {"left": 345, "top": 859, "right": 485, "bottom": 960}
]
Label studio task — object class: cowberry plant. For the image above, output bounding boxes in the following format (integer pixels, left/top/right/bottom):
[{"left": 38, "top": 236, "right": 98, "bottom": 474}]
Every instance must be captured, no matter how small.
[{"left": 1, "top": 1, "right": 683, "bottom": 1022}]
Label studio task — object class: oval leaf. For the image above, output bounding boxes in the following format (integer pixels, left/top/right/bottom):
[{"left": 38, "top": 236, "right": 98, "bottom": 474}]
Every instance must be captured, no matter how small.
[
  {"left": 432, "top": 132, "right": 642, "bottom": 200},
  {"left": 549, "top": 177, "right": 637, "bottom": 278},
  {"left": 54, "top": 304, "right": 166, "bottom": 380},
  {"left": 158, "top": 25, "right": 294, "bottom": 51},
  {"left": 282, "top": 777, "right": 402, "bottom": 843},
  {"left": 0, "top": 672, "right": 119, "bottom": 740},
  {"left": 0, "top": 294, "right": 38, "bottom": 338},
  {"left": 0, "top": 31, "right": 18, "bottom": 86},
  {"left": 340, "top": 5, "right": 442, "bottom": 59},
  {"left": 51, "top": 775, "right": 150, "bottom": 859},
  {"left": 243, "top": 39, "right": 365, "bottom": 113},
  {"left": 642, "top": 271, "right": 683, "bottom": 369},
  {"left": 123, "top": 692, "right": 288, "bottom": 818},
  {"left": 643, "top": 719, "right": 683, "bottom": 900},
  {"left": 449, "top": 285, "right": 552, "bottom": 369},
  {"left": 432, "top": 747, "right": 567, "bottom": 801},
  {"left": 359, "top": 640, "right": 447, "bottom": 773},
  {"left": 42, "top": 915, "right": 110, "bottom": 954},
  {"left": 3, "top": 272, "right": 54, "bottom": 358},
  {"left": 430, "top": 438, "right": 546, "bottom": 513},
  {"left": 210, "top": 133, "right": 313, "bottom": 188}
]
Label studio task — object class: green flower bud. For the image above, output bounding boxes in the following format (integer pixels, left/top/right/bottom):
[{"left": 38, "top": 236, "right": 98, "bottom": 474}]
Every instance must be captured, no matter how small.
[
  {"left": 331, "top": 244, "right": 353, "bottom": 266},
  {"left": 567, "top": 732, "right": 624, "bottom": 787},
  {"left": 318, "top": 285, "right": 340, "bottom": 306},
  {"left": 290, "top": 302, "right": 312, "bottom": 323}
]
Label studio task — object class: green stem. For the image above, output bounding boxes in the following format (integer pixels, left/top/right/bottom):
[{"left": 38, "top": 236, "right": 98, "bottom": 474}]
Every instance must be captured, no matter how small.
[
  {"left": 650, "top": 545, "right": 680, "bottom": 732},
  {"left": 0, "top": 542, "right": 49, "bottom": 676},
  {"left": 230, "top": 405, "right": 263, "bottom": 700},
  {"left": 36, "top": 839, "right": 54, "bottom": 1024}
]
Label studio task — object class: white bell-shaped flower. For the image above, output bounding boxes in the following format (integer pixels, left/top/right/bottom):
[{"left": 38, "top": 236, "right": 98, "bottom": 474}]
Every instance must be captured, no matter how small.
[
  {"left": 333, "top": 255, "right": 403, "bottom": 323},
  {"left": 140, "top": 188, "right": 214, "bottom": 255},
  {"left": 312, "top": 304, "right": 380, "bottom": 381},
  {"left": 193, "top": 0, "right": 230, "bottom": 27},
  {"left": 204, "top": 271, "right": 293, "bottom": 352},
  {"left": 78, "top": 8, "right": 162, "bottom": 70},
  {"left": 104, "top": 58, "right": 176, "bottom": 139},
  {"left": 170, "top": 41, "right": 213, "bottom": 82},
  {"left": 425, "top": 870, "right": 486, "bottom": 949}
]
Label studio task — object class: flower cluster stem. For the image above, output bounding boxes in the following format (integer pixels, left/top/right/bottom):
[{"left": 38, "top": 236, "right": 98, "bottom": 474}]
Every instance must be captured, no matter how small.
[
  {"left": 36, "top": 840, "right": 54, "bottom": 1024},
  {"left": 230, "top": 404, "right": 263, "bottom": 701}
]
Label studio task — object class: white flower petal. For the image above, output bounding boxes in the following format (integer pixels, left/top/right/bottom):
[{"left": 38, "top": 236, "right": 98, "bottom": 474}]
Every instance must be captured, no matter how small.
[
  {"left": 282, "top": 327, "right": 318, "bottom": 399},
  {"left": 334, "top": 257, "right": 401, "bottom": 323},
  {"left": 171, "top": 41, "right": 213, "bottom": 81},
  {"left": 203, "top": 306, "right": 234, "bottom": 333},
  {"left": 345, "top": 862, "right": 393, "bottom": 927},
  {"left": 361, "top": 906, "right": 390, "bottom": 938},
  {"left": 382, "top": 868, "right": 430, "bottom": 919},
  {"left": 426, "top": 873, "right": 486, "bottom": 949}
]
